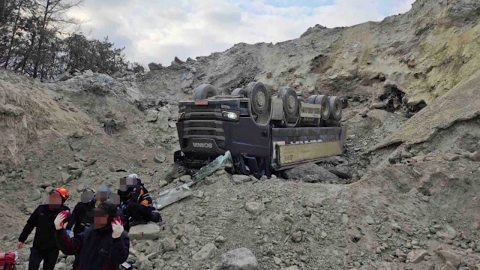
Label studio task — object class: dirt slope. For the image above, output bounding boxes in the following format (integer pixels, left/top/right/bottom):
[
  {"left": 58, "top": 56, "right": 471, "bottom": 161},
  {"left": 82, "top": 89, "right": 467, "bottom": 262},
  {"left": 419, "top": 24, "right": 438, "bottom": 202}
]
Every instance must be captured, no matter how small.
[
  {"left": 1, "top": 0, "right": 480, "bottom": 269},
  {"left": 374, "top": 69, "right": 480, "bottom": 150},
  {"left": 0, "top": 71, "right": 90, "bottom": 167}
]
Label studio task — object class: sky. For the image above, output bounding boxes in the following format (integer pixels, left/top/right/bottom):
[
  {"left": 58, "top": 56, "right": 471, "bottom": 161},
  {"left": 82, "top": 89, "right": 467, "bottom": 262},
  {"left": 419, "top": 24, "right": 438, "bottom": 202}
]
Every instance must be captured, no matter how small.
[{"left": 67, "top": 0, "right": 415, "bottom": 67}]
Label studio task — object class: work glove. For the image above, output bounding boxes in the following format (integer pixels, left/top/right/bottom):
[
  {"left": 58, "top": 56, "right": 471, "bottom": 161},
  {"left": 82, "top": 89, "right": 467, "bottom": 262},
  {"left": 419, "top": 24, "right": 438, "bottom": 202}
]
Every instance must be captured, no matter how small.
[
  {"left": 54, "top": 211, "right": 68, "bottom": 230},
  {"left": 111, "top": 217, "right": 124, "bottom": 239}
]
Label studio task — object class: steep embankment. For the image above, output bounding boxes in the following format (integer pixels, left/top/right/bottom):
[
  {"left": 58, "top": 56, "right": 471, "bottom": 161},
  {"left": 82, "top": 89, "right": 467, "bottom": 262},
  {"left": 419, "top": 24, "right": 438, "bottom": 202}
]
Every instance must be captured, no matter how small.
[
  {"left": 0, "top": 69, "right": 178, "bottom": 254},
  {"left": 2, "top": 0, "right": 480, "bottom": 269},
  {"left": 0, "top": 71, "right": 90, "bottom": 167},
  {"left": 141, "top": 0, "right": 480, "bottom": 161},
  {"left": 143, "top": 0, "right": 480, "bottom": 102}
]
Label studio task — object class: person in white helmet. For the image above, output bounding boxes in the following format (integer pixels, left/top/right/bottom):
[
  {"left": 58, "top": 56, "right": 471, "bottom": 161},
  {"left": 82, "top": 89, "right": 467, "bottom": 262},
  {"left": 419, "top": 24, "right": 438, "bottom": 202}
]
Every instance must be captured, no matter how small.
[{"left": 124, "top": 174, "right": 154, "bottom": 227}]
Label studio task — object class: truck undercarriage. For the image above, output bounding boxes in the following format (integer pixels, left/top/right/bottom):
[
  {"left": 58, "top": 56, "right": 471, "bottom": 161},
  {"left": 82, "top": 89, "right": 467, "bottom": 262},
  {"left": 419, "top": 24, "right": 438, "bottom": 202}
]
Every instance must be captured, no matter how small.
[{"left": 173, "top": 82, "right": 347, "bottom": 177}]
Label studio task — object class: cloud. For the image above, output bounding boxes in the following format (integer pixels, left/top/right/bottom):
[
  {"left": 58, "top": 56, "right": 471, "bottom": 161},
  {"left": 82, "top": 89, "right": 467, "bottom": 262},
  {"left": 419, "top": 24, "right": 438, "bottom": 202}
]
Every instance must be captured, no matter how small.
[{"left": 67, "top": 0, "right": 415, "bottom": 67}]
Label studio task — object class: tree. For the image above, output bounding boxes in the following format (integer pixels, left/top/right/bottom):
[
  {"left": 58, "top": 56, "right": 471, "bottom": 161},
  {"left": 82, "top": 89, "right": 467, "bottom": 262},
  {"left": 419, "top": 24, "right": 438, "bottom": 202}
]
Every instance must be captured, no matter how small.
[
  {"left": 0, "top": 0, "right": 132, "bottom": 80},
  {"left": 32, "top": 0, "right": 84, "bottom": 80}
]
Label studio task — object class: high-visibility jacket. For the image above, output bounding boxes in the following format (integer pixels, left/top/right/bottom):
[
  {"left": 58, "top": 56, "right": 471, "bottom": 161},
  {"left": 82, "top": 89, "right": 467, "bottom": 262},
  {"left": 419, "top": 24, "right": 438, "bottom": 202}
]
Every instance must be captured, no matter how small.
[{"left": 130, "top": 183, "right": 152, "bottom": 207}]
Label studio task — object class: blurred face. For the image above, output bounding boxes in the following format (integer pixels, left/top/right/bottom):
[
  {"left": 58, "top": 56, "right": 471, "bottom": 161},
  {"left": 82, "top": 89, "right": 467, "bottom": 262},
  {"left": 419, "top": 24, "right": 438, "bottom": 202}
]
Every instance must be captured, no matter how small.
[
  {"left": 119, "top": 178, "right": 127, "bottom": 192},
  {"left": 93, "top": 209, "right": 109, "bottom": 229},
  {"left": 81, "top": 190, "right": 95, "bottom": 203},
  {"left": 126, "top": 177, "right": 137, "bottom": 187},
  {"left": 99, "top": 191, "right": 109, "bottom": 201},
  {"left": 48, "top": 192, "right": 62, "bottom": 209},
  {"left": 109, "top": 193, "right": 120, "bottom": 205}
]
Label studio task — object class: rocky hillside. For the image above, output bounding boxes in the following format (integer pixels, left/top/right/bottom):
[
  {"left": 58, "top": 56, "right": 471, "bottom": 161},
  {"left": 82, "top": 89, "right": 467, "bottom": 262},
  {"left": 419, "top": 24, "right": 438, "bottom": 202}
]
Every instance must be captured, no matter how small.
[{"left": 1, "top": 0, "right": 480, "bottom": 269}]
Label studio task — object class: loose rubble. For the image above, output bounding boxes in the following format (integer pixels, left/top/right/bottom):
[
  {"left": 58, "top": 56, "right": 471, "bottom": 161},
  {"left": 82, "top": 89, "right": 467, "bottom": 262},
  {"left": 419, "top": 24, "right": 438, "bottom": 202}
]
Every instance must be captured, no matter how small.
[{"left": 2, "top": 0, "right": 480, "bottom": 269}]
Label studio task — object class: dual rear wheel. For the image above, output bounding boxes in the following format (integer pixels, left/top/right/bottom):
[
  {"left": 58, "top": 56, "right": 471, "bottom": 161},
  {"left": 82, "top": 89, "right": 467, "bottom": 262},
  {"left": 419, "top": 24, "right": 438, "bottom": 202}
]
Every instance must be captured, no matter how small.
[{"left": 192, "top": 83, "right": 342, "bottom": 126}]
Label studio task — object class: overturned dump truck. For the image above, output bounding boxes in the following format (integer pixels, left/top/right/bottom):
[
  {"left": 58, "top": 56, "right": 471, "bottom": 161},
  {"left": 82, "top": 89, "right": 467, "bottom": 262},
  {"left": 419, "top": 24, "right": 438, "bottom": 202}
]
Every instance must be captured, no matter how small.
[{"left": 174, "top": 82, "right": 347, "bottom": 177}]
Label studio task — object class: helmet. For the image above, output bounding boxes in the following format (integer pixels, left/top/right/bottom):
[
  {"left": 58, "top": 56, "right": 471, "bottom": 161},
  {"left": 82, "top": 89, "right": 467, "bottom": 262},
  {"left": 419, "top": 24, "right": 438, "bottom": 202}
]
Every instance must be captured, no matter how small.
[
  {"left": 84, "top": 188, "right": 96, "bottom": 194},
  {"left": 95, "top": 185, "right": 111, "bottom": 205},
  {"left": 126, "top": 174, "right": 138, "bottom": 181},
  {"left": 99, "top": 185, "right": 110, "bottom": 193},
  {"left": 81, "top": 188, "right": 96, "bottom": 206},
  {"left": 126, "top": 174, "right": 140, "bottom": 186},
  {"left": 50, "top": 187, "right": 69, "bottom": 203}
]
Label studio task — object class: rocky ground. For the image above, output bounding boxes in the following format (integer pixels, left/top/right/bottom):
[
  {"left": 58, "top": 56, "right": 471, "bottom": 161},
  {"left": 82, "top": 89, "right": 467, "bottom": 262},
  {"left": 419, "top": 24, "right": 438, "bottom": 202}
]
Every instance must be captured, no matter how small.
[{"left": 1, "top": 0, "right": 480, "bottom": 269}]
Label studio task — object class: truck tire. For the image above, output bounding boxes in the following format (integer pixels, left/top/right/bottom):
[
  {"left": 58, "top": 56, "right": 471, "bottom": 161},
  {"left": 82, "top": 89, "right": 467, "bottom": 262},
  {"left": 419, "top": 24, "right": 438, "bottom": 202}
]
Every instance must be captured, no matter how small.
[
  {"left": 328, "top": 96, "right": 343, "bottom": 121},
  {"left": 277, "top": 87, "right": 299, "bottom": 119},
  {"left": 307, "top": 94, "right": 330, "bottom": 120},
  {"left": 306, "top": 95, "right": 317, "bottom": 104},
  {"left": 231, "top": 88, "right": 246, "bottom": 97},
  {"left": 193, "top": 84, "right": 218, "bottom": 100},
  {"left": 245, "top": 82, "right": 271, "bottom": 117}
]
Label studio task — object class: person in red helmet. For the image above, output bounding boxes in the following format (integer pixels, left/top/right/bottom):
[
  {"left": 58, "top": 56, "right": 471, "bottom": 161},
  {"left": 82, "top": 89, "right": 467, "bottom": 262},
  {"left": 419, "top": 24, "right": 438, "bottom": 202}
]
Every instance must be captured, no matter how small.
[{"left": 17, "top": 187, "right": 71, "bottom": 270}]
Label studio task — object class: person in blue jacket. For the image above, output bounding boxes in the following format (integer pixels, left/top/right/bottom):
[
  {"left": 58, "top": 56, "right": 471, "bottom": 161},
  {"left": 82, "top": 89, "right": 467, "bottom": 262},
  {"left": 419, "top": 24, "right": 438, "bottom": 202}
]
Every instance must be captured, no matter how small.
[{"left": 54, "top": 201, "right": 129, "bottom": 270}]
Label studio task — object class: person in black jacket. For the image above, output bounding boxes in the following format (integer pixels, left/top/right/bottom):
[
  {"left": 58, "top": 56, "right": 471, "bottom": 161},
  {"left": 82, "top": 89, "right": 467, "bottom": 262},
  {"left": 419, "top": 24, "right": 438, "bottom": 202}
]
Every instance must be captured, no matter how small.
[
  {"left": 125, "top": 174, "right": 154, "bottom": 226},
  {"left": 117, "top": 177, "right": 133, "bottom": 207},
  {"left": 66, "top": 188, "right": 96, "bottom": 236},
  {"left": 65, "top": 188, "right": 96, "bottom": 270},
  {"left": 17, "top": 187, "right": 71, "bottom": 270},
  {"left": 54, "top": 201, "right": 129, "bottom": 270}
]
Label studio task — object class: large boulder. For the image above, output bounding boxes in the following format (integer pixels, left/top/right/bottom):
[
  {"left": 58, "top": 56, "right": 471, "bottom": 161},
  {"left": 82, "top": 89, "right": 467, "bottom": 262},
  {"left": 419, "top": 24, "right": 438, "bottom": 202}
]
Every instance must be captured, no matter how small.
[
  {"left": 148, "top": 62, "right": 163, "bottom": 71},
  {"left": 221, "top": 247, "right": 258, "bottom": 270},
  {"left": 192, "top": 243, "right": 217, "bottom": 261},
  {"left": 145, "top": 109, "right": 159, "bottom": 122},
  {"left": 128, "top": 223, "right": 160, "bottom": 240}
]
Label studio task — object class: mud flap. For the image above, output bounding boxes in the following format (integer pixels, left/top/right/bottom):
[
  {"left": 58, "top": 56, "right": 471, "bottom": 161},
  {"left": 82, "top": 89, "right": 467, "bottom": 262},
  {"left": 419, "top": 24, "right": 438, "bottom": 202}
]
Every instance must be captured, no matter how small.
[
  {"left": 173, "top": 150, "right": 183, "bottom": 163},
  {"left": 233, "top": 155, "right": 268, "bottom": 178}
]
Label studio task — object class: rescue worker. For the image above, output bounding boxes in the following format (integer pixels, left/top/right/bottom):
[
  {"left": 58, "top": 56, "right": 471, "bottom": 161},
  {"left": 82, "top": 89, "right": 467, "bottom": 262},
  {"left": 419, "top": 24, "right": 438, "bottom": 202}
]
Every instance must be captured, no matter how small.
[
  {"left": 17, "top": 187, "right": 71, "bottom": 270},
  {"left": 66, "top": 188, "right": 96, "bottom": 236},
  {"left": 117, "top": 177, "right": 135, "bottom": 232},
  {"left": 125, "top": 174, "right": 154, "bottom": 226},
  {"left": 117, "top": 177, "right": 133, "bottom": 207},
  {"left": 54, "top": 201, "right": 129, "bottom": 270},
  {"left": 65, "top": 188, "right": 96, "bottom": 270}
]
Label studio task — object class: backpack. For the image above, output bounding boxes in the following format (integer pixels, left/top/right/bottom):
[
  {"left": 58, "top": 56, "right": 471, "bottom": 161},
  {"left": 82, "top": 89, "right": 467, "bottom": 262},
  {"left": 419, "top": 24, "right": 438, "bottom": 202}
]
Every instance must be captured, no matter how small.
[{"left": 0, "top": 252, "right": 17, "bottom": 270}]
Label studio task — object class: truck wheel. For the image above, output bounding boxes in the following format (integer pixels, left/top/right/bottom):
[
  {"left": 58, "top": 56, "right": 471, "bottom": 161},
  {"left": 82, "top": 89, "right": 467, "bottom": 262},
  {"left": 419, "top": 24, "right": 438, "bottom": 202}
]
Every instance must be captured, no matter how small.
[
  {"left": 317, "top": 95, "right": 331, "bottom": 120},
  {"left": 193, "top": 84, "right": 218, "bottom": 100},
  {"left": 277, "top": 87, "right": 299, "bottom": 119},
  {"left": 306, "top": 95, "right": 317, "bottom": 104},
  {"left": 308, "top": 94, "right": 330, "bottom": 120},
  {"left": 231, "top": 88, "right": 246, "bottom": 97},
  {"left": 246, "top": 82, "right": 271, "bottom": 117},
  {"left": 328, "top": 96, "right": 343, "bottom": 120}
]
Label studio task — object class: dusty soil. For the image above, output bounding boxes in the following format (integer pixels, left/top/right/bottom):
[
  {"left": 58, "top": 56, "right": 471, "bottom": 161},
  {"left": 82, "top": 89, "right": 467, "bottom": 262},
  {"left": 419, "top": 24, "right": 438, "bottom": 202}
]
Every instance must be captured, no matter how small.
[{"left": 1, "top": 0, "right": 480, "bottom": 269}]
